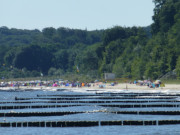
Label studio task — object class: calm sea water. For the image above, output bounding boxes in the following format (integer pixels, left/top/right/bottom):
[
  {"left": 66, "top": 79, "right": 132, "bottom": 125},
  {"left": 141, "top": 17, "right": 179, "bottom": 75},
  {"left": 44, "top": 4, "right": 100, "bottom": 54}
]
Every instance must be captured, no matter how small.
[
  {"left": 1, "top": 125, "right": 180, "bottom": 135},
  {"left": 0, "top": 89, "right": 180, "bottom": 135}
]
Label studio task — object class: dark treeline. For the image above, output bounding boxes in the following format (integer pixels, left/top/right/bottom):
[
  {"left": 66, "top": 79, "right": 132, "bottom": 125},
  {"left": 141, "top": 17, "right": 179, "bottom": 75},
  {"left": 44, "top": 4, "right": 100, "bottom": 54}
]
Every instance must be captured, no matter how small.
[{"left": 0, "top": 0, "right": 180, "bottom": 80}]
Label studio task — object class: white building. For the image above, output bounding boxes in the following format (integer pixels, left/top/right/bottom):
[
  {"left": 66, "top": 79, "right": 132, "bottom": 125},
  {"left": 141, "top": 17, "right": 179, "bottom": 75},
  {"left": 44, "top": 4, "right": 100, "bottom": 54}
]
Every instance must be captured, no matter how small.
[{"left": 104, "top": 73, "right": 115, "bottom": 80}]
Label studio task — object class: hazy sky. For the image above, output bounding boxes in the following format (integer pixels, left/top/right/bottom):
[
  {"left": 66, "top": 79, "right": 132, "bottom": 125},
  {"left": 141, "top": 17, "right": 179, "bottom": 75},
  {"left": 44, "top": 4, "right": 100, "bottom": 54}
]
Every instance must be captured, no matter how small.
[{"left": 1, "top": 0, "right": 154, "bottom": 30}]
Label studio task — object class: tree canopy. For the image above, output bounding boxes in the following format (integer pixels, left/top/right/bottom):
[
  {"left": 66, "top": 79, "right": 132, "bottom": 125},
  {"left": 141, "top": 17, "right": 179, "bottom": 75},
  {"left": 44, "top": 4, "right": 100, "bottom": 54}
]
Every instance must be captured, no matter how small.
[{"left": 0, "top": 0, "right": 180, "bottom": 80}]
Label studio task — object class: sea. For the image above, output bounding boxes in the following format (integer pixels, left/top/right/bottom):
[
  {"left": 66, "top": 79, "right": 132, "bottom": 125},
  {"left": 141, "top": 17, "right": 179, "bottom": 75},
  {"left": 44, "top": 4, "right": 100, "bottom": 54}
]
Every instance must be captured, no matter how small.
[{"left": 0, "top": 88, "right": 180, "bottom": 135}]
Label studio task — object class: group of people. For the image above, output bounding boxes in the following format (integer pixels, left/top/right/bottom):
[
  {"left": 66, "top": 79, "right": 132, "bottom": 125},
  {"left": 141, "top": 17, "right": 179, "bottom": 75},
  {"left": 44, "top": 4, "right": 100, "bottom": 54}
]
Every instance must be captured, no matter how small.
[
  {"left": 0, "top": 80, "right": 93, "bottom": 88},
  {"left": 131, "top": 80, "right": 165, "bottom": 88}
]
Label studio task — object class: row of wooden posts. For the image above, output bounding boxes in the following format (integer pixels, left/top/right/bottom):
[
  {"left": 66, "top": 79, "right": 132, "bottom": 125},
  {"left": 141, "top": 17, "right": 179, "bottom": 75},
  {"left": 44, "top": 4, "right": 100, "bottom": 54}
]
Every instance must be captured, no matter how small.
[
  {"left": 37, "top": 93, "right": 180, "bottom": 97},
  {"left": 15, "top": 97, "right": 176, "bottom": 100},
  {"left": 1, "top": 120, "right": 180, "bottom": 127},
  {"left": 1, "top": 100, "right": 180, "bottom": 104},
  {"left": 1, "top": 104, "right": 180, "bottom": 110},
  {"left": 1, "top": 111, "right": 180, "bottom": 117},
  {"left": 1, "top": 92, "right": 180, "bottom": 127}
]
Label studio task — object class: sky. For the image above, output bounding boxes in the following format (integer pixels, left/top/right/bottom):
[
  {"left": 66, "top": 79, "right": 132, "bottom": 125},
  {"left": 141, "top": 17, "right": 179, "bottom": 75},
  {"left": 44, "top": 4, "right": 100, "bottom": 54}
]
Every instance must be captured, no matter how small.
[{"left": 1, "top": 0, "right": 155, "bottom": 31}]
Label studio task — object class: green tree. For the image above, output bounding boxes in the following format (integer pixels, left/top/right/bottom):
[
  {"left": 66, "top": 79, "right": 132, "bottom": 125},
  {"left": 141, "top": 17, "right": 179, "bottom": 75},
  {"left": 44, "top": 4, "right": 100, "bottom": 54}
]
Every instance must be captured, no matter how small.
[
  {"left": 13, "top": 45, "right": 52, "bottom": 74},
  {"left": 175, "top": 56, "right": 180, "bottom": 79},
  {"left": 145, "top": 62, "right": 159, "bottom": 80},
  {"left": 53, "top": 50, "right": 69, "bottom": 71},
  {"left": 42, "top": 27, "right": 56, "bottom": 38}
]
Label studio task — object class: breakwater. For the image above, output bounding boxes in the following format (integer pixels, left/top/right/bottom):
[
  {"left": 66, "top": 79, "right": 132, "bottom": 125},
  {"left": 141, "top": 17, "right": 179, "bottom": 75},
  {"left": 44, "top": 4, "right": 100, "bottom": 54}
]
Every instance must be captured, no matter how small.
[
  {"left": 1, "top": 90, "right": 180, "bottom": 127},
  {"left": 1, "top": 103, "right": 180, "bottom": 110},
  {"left": 1, "top": 120, "right": 180, "bottom": 127}
]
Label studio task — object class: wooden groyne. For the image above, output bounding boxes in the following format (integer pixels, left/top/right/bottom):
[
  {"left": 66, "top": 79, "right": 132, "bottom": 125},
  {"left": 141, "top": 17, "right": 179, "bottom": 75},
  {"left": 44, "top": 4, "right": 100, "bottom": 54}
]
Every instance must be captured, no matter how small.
[
  {"left": 100, "top": 104, "right": 180, "bottom": 108},
  {"left": 0, "top": 111, "right": 83, "bottom": 117},
  {"left": 1, "top": 91, "right": 180, "bottom": 128},
  {"left": 1, "top": 100, "right": 180, "bottom": 104},
  {"left": 1, "top": 120, "right": 180, "bottom": 127},
  {"left": 0, "top": 104, "right": 81, "bottom": 110},
  {"left": 15, "top": 97, "right": 177, "bottom": 100},
  {"left": 37, "top": 93, "right": 180, "bottom": 97},
  {"left": 0, "top": 104, "right": 180, "bottom": 110},
  {"left": 112, "top": 111, "right": 180, "bottom": 115},
  {"left": 96, "top": 92, "right": 180, "bottom": 95},
  {"left": 1, "top": 111, "right": 180, "bottom": 117}
]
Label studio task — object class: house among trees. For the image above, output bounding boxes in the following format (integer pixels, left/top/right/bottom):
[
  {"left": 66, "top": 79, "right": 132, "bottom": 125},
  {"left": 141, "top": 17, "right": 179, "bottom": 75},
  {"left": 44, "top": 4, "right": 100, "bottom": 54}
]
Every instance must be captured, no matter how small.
[{"left": 104, "top": 73, "right": 115, "bottom": 80}]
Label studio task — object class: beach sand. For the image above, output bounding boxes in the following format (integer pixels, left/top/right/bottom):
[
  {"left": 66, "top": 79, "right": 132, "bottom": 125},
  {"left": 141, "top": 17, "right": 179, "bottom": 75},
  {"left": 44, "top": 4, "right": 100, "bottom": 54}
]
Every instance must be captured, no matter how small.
[{"left": 1, "top": 83, "right": 180, "bottom": 94}]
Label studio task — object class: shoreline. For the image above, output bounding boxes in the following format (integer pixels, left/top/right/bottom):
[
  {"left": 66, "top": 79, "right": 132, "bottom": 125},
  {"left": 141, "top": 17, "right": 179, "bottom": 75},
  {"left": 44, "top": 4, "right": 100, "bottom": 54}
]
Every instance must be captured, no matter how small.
[{"left": 0, "top": 83, "right": 180, "bottom": 94}]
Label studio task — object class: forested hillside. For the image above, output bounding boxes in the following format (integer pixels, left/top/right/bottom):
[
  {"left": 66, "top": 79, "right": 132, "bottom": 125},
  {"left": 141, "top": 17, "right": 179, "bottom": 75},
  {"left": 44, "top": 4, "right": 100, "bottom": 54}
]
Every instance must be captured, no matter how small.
[{"left": 0, "top": 0, "right": 180, "bottom": 80}]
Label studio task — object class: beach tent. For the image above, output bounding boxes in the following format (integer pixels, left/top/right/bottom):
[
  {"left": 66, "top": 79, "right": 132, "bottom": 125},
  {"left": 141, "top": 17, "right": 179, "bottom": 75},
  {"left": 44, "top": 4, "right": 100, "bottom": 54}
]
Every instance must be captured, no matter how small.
[
  {"left": 65, "top": 83, "right": 69, "bottom": 86},
  {"left": 53, "top": 83, "right": 57, "bottom": 87}
]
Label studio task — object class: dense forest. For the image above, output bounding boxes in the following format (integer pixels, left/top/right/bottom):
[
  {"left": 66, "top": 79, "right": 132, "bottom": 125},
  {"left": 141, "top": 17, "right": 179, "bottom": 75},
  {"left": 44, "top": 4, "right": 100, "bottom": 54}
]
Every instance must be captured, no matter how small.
[{"left": 0, "top": 0, "right": 180, "bottom": 80}]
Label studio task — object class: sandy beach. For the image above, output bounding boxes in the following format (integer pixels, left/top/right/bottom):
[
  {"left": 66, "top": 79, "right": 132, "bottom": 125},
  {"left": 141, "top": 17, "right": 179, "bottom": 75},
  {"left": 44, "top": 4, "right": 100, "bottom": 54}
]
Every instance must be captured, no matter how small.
[{"left": 1, "top": 83, "right": 180, "bottom": 94}]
